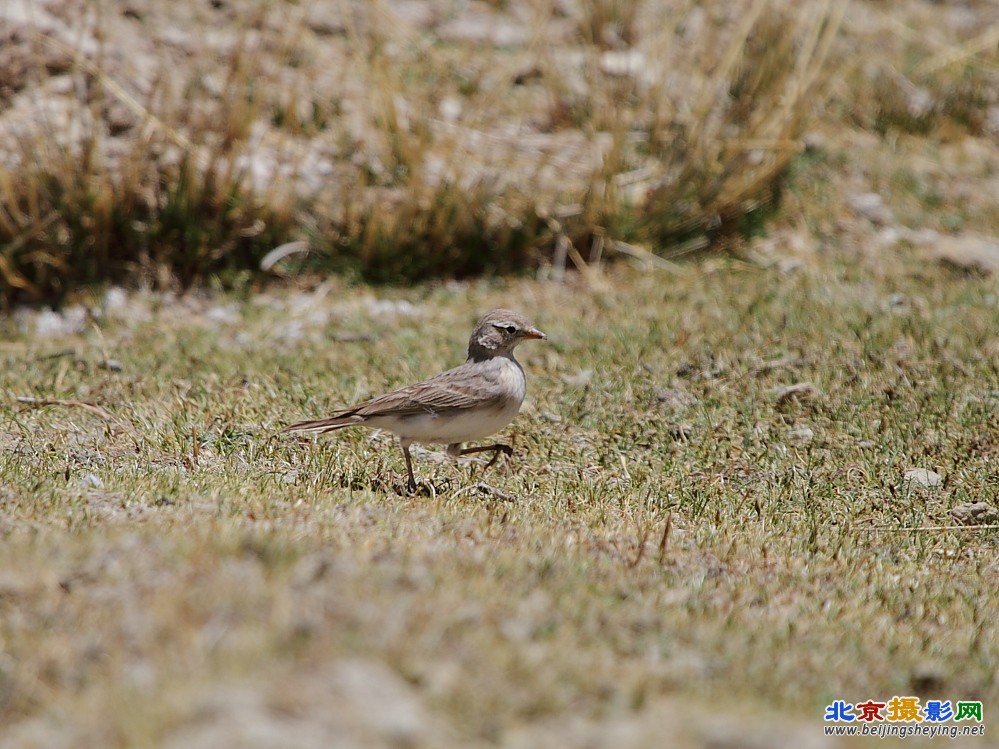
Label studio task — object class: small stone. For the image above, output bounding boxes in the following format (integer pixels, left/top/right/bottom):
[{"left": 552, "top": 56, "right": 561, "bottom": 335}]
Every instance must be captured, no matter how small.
[
  {"left": 513, "top": 64, "right": 542, "bottom": 85},
  {"left": 103, "top": 287, "right": 129, "bottom": 313},
  {"left": 903, "top": 468, "right": 942, "bottom": 489},
  {"left": 803, "top": 131, "right": 825, "bottom": 152},
  {"left": 788, "top": 426, "right": 814, "bottom": 444},
  {"left": 931, "top": 234, "right": 999, "bottom": 275},
  {"left": 948, "top": 502, "right": 999, "bottom": 526},
  {"left": 304, "top": 5, "right": 346, "bottom": 35},
  {"left": 562, "top": 369, "right": 593, "bottom": 387},
  {"left": 365, "top": 299, "right": 421, "bottom": 318},
  {"left": 777, "top": 257, "right": 804, "bottom": 274},
  {"left": 655, "top": 387, "right": 698, "bottom": 411},
  {"left": 79, "top": 473, "right": 104, "bottom": 489},
  {"left": 771, "top": 382, "right": 821, "bottom": 406},
  {"left": 600, "top": 50, "right": 646, "bottom": 77},
  {"left": 886, "top": 293, "right": 908, "bottom": 308},
  {"left": 906, "top": 85, "right": 934, "bottom": 118},
  {"left": 206, "top": 304, "right": 240, "bottom": 325},
  {"left": 33, "top": 305, "right": 88, "bottom": 337},
  {"left": 849, "top": 192, "right": 892, "bottom": 225},
  {"left": 438, "top": 96, "right": 462, "bottom": 123},
  {"left": 875, "top": 227, "right": 900, "bottom": 249},
  {"left": 439, "top": 15, "right": 528, "bottom": 45}
]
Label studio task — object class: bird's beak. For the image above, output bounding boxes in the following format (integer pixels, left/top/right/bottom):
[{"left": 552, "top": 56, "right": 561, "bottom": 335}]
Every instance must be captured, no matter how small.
[{"left": 522, "top": 326, "right": 547, "bottom": 340}]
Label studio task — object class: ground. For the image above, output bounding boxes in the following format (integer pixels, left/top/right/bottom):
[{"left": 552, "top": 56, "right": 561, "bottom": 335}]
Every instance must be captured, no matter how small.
[
  {"left": 3, "top": 0, "right": 999, "bottom": 747},
  {"left": 2, "top": 252, "right": 997, "bottom": 747}
]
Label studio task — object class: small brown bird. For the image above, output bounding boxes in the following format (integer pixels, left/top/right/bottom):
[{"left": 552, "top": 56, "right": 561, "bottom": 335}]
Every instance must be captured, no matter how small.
[{"left": 285, "top": 309, "right": 546, "bottom": 491}]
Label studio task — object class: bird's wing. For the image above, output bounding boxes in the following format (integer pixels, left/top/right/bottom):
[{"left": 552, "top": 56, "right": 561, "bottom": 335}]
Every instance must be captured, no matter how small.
[{"left": 352, "top": 363, "right": 506, "bottom": 417}]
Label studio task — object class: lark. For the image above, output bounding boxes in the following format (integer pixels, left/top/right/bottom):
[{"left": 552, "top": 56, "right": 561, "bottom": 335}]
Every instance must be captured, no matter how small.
[{"left": 285, "top": 309, "right": 546, "bottom": 491}]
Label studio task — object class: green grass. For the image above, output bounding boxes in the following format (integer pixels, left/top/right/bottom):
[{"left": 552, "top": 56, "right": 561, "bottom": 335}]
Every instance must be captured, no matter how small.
[{"left": 2, "top": 258, "right": 996, "bottom": 746}]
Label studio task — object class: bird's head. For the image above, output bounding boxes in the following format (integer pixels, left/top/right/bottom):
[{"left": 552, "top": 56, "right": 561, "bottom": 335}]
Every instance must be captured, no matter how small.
[{"left": 468, "top": 309, "right": 546, "bottom": 360}]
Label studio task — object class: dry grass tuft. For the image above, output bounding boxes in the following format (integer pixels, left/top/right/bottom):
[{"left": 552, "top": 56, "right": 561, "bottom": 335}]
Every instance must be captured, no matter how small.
[{"left": 0, "top": 0, "right": 843, "bottom": 306}]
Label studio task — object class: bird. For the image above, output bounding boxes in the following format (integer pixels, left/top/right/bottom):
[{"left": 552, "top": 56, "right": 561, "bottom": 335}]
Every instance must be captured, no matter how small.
[{"left": 284, "top": 309, "right": 546, "bottom": 491}]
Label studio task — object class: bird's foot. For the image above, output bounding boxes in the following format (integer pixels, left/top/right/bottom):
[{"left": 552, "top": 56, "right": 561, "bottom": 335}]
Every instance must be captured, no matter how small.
[
  {"left": 483, "top": 444, "right": 514, "bottom": 470},
  {"left": 459, "top": 443, "right": 514, "bottom": 470}
]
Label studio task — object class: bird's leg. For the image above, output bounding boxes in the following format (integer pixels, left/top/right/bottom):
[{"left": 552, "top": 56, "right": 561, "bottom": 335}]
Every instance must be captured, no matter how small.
[
  {"left": 401, "top": 441, "right": 417, "bottom": 492},
  {"left": 458, "top": 443, "right": 514, "bottom": 469}
]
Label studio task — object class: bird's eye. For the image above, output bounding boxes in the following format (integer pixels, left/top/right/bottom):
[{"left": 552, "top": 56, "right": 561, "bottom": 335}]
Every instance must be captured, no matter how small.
[{"left": 503, "top": 325, "right": 517, "bottom": 334}]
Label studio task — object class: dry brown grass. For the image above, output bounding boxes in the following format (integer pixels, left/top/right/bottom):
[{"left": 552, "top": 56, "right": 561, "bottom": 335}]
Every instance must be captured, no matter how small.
[{"left": 0, "top": 0, "right": 844, "bottom": 306}]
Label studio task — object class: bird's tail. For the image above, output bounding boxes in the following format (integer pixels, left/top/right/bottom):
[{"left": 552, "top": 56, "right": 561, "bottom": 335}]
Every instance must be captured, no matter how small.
[{"left": 283, "top": 414, "right": 366, "bottom": 434}]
